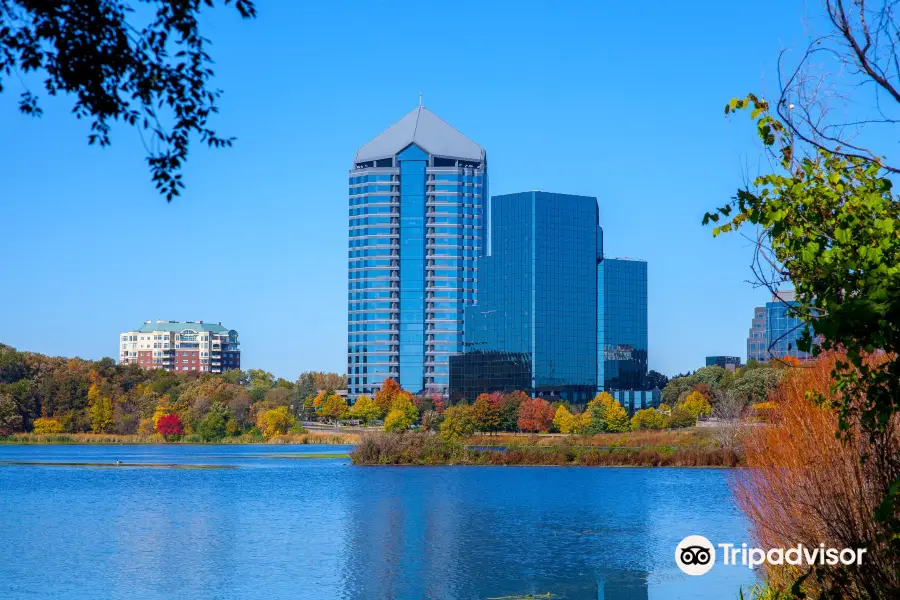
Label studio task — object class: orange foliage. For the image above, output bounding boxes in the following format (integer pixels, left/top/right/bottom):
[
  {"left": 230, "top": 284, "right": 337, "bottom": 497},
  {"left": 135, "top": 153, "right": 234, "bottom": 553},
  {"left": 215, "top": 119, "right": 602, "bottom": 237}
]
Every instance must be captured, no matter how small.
[
  {"left": 374, "top": 378, "right": 403, "bottom": 416},
  {"left": 732, "top": 352, "right": 900, "bottom": 597},
  {"left": 517, "top": 397, "right": 554, "bottom": 433}
]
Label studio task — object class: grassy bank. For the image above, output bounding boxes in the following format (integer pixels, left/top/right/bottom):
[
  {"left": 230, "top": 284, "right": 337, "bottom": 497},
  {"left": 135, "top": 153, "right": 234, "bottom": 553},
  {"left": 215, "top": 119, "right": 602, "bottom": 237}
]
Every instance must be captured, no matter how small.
[
  {"left": 0, "top": 432, "right": 360, "bottom": 445},
  {"left": 466, "top": 428, "right": 720, "bottom": 449},
  {"left": 351, "top": 431, "right": 742, "bottom": 467}
]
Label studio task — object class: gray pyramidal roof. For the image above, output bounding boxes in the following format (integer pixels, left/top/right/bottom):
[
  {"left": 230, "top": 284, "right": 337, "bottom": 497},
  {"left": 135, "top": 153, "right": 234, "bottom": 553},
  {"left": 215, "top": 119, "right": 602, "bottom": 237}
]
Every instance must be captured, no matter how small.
[{"left": 355, "top": 105, "right": 484, "bottom": 163}]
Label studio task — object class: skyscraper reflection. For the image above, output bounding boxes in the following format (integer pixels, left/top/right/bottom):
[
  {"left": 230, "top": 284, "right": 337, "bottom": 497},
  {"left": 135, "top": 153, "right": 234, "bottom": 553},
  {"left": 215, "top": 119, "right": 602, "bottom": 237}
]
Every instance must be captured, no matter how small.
[{"left": 339, "top": 467, "right": 652, "bottom": 600}]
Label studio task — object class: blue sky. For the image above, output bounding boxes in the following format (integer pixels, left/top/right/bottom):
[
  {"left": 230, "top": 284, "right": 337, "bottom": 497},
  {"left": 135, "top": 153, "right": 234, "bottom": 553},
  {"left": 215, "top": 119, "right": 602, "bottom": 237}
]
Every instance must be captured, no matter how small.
[{"left": 0, "top": 0, "right": 819, "bottom": 379}]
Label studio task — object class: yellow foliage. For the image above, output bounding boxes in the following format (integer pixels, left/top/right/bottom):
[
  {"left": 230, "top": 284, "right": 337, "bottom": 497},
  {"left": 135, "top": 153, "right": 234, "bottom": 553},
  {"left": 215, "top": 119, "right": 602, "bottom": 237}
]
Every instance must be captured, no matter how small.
[
  {"left": 257, "top": 405, "right": 295, "bottom": 439},
  {"left": 603, "top": 399, "right": 630, "bottom": 433},
  {"left": 553, "top": 405, "right": 577, "bottom": 434},
  {"left": 384, "top": 408, "right": 413, "bottom": 433},
  {"left": 152, "top": 396, "right": 174, "bottom": 428},
  {"left": 583, "top": 392, "right": 630, "bottom": 433},
  {"left": 320, "top": 394, "right": 349, "bottom": 421},
  {"left": 576, "top": 410, "right": 593, "bottom": 433},
  {"left": 587, "top": 391, "right": 615, "bottom": 413},
  {"left": 32, "top": 417, "right": 64, "bottom": 434},
  {"left": 390, "top": 393, "right": 419, "bottom": 423},
  {"left": 681, "top": 391, "right": 712, "bottom": 419},
  {"left": 137, "top": 418, "right": 156, "bottom": 436},
  {"left": 87, "top": 386, "right": 114, "bottom": 434},
  {"left": 349, "top": 395, "right": 379, "bottom": 423}
]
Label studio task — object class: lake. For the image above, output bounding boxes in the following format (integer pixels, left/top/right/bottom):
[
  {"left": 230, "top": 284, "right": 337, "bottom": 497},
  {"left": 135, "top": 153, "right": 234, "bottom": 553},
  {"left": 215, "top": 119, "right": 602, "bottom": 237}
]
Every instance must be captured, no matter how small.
[{"left": 0, "top": 444, "right": 757, "bottom": 599}]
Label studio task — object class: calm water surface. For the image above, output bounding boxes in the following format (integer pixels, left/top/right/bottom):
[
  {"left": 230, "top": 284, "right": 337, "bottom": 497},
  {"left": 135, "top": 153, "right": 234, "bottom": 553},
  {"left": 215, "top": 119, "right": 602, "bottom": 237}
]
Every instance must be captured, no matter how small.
[{"left": 0, "top": 444, "right": 756, "bottom": 599}]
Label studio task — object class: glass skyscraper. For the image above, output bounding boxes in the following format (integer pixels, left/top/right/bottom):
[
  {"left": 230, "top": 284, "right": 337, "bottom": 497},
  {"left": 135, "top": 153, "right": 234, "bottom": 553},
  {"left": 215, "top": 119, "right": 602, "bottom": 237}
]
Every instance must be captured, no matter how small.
[
  {"left": 598, "top": 258, "right": 649, "bottom": 391},
  {"left": 746, "top": 291, "right": 815, "bottom": 362},
  {"left": 348, "top": 104, "right": 486, "bottom": 397},
  {"left": 453, "top": 191, "right": 602, "bottom": 403}
]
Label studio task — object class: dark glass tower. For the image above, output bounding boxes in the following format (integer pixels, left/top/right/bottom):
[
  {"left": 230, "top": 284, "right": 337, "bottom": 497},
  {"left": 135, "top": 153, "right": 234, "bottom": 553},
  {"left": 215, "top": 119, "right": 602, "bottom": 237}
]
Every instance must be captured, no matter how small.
[
  {"left": 598, "top": 258, "right": 649, "bottom": 391},
  {"left": 348, "top": 105, "right": 486, "bottom": 397},
  {"left": 454, "top": 191, "right": 602, "bottom": 403}
]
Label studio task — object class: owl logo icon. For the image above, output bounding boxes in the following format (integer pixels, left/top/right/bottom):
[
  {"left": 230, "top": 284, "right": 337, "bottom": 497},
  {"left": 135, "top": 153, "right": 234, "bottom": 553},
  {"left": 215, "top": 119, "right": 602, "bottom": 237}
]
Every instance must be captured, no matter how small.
[{"left": 675, "top": 535, "right": 716, "bottom": 576}]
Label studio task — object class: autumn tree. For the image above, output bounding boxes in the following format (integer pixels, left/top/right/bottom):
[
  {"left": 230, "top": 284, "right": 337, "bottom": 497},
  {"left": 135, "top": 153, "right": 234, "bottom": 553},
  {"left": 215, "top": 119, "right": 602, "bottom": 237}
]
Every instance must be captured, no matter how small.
[
  {"left": 583, "top": 393, "right": 630, "bottom": 434},
  {"left": 156, "top": 413, "right": 184, "bottom": 440},
  {"left": 87, "top": 383, "right": 114, "bottom": 434},
  {"left": 553, "top": 405, "right": 577, "bottom": 434},
  {"left": 312, "top": 390, "right": 329, "bottom": 410},
  {"left": 152, "top": 397, "right": 176, "bottom": 430},
  {"left": 256, "top": 405, "right": 294, "bottom": 439},
  {"left": 320, "top": 394, "right": 349, "bottom": 422},
  {"left": 472, "top": 392, "right": 502, "bottom": 434},
  {"left": 603, "top": 398, "right": 630, "bottom": 433},
  {"left": 31, "top": 417, "right": 63, "bottom": 434},
  {"left": 517, "top": 397, "right": 554, "bottom": 433},
  {"left": 383, "top": 394, "right": 419, "bottom": 433},
  {"left": 584, "top": 392, "right": 611, "bottom": 434},
  {"left": 630, "top": 408, "right": 668, "bottom": 431},
  {"left": 0, "top": 0, "right": 256, "bottom": 201},
  {"left": 349, "top": 395, "right": 379, "bottom": 424},
  {"left": 374, "top": 378, "right": 403, "bottom": 417},
  {"left": 439, "top": 404, "right": 476, "bottom": 441},
  {"left": 680, "top": 391, "right": 712, "bottom": 421}
]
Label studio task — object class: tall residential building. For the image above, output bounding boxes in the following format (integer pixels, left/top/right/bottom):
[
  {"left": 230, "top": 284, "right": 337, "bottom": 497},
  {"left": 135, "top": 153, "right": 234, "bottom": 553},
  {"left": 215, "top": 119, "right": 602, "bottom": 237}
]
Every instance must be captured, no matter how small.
[
  {"left": 348, "top": 104, "right": 487, "bottom": 397},
  {"left": 746, "top": 291, "right": 816, "bottom": 362},
  {"left": 119, "top": 320, "right": 240, "bottom": 373},
  {"left": 598, "top": 258, "right": 649, "bottom": 392},
  {"left": 450, "top": 191, "right": 602, "bottom": 404}
]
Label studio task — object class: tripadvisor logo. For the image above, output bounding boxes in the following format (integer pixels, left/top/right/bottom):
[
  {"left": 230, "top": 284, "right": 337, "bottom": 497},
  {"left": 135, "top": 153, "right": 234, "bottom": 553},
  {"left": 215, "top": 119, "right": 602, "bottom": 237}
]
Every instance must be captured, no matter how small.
[{"left": 675, "top": 535, "right": 868, "bottom": 576}]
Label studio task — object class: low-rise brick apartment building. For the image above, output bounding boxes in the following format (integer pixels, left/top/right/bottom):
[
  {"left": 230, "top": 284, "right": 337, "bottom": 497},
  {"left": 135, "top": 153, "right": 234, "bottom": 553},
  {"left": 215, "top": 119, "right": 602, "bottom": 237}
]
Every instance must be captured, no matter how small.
[{"left": 119, "top": 320, "right": 240, "bottom": 373}]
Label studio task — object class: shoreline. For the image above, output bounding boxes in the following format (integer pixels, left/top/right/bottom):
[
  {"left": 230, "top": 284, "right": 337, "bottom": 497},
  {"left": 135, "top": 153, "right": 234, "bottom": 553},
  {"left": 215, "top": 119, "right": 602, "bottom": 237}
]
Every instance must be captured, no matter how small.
[
  {"left": 0, "top": 430, "right": 743, "bottom": 468},
  {"left": 0, "top": 432, "right": 360, "bottom": 446},
  {"left": 351, "top": 431, "right": 743, "bottom": 468}
]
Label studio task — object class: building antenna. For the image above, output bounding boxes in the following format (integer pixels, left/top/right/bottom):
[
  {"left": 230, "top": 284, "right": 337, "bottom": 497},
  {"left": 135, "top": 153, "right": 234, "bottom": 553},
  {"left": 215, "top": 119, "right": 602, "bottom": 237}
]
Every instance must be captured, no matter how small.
[{"left": 419, "top": 92, "right": 423, "bottom": 106}]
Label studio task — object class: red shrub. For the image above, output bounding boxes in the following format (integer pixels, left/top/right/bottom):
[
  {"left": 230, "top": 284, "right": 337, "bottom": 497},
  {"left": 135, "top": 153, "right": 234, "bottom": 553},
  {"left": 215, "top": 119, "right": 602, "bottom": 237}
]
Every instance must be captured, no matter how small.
[{"left": 156, "top": 413, "right": 184, "bottom": 438}]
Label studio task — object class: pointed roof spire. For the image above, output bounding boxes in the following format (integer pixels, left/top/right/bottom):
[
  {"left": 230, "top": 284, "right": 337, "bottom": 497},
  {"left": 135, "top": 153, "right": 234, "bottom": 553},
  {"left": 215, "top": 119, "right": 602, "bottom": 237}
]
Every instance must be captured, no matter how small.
[
  {"left": 354, "top": 105, "right": 484, "bottom": 163},
  {"left": 419, "top": 91, "right": 423, "bottom": 106}
]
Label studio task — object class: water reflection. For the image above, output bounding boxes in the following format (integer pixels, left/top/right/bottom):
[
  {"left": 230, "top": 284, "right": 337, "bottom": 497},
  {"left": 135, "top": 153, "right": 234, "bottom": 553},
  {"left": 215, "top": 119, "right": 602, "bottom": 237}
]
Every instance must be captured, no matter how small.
[
  {"left": 341, "top": 467, "right": 654, "bottom": 599},
  {"left": 0, "top": 446, "right": 752, "bottom": 600}
]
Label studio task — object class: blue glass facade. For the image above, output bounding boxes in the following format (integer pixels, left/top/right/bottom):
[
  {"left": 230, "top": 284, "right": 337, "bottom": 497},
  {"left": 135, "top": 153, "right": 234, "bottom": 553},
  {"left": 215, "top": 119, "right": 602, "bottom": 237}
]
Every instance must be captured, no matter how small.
[
  {"left": 458, "top": 192, "right": 601, "bottom": 404},
  {"left": 745, "top": 292, "right": 816, "bottom": 362},
  {"left": 766, "top": 299, "right": 815, "bottom": 360},
  {"left": 610, "top": 389, "right": 660, "bottom": 415},
  {"left": 598, "top": 258, "right": 648, "bottom": 392},
  {"left": 398, "top": 145, "right": 428, "bottom": 390},
  {"left": 348, "top": 106, "right": 486, "bottom": 397}
]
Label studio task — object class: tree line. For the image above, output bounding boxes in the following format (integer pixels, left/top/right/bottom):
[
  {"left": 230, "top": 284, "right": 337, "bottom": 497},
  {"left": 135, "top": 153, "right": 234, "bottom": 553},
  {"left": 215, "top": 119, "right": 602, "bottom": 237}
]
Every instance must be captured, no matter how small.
[{"left": 0, "top": 344, "right": 346, "bottom": 441}]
